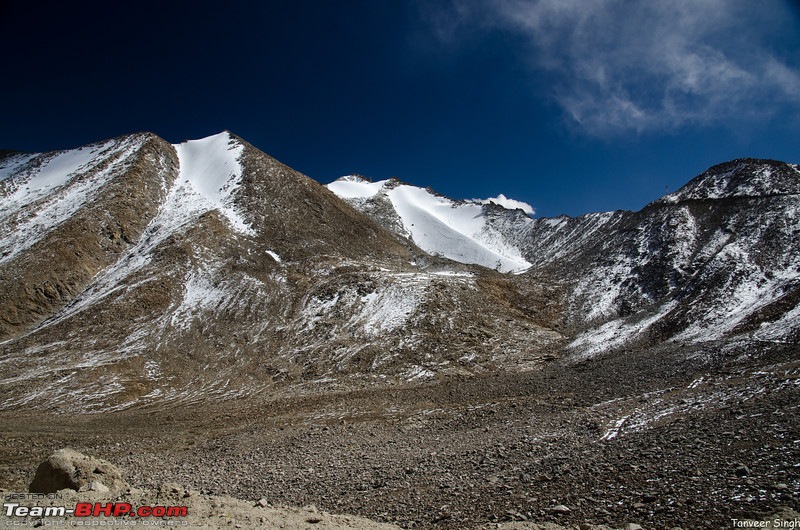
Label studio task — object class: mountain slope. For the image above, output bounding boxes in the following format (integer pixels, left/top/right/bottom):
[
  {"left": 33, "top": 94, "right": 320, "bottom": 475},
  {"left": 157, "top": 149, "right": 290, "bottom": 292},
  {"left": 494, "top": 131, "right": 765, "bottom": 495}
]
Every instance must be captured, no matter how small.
[
  {"left": 517, "top": 159, "right": 800, "bottom": 357},
  {"left": 328, "top": 159, "right": 800, "bottom": 358},
  {"left": 0, "top": 133, "right": 177, "bottom": 339},
  {"left": 0, "top": 133, "right": 561, "bottom": 412},
  {"left": 1, "top": 131, "right": 798, "bottom": 412},
  {"left": 327, "top": 176, "right": 534, "bottom": 273}
]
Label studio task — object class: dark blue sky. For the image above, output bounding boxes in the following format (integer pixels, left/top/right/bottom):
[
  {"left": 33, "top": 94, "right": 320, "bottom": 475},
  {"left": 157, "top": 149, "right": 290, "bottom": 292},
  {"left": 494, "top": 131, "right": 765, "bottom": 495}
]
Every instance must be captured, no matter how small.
[{"left": 2, "top": 1, "right": 799, "bottom": 217}]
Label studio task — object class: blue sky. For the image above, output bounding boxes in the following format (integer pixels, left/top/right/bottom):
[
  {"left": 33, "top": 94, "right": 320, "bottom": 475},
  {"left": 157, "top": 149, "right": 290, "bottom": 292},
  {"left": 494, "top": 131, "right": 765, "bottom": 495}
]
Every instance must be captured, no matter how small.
[{"left": 2, "top": 0, "right": 799, "bottom": 217}]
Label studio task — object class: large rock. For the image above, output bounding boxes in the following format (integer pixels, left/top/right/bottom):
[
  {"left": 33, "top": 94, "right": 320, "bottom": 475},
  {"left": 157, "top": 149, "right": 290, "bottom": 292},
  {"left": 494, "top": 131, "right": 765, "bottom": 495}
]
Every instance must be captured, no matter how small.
[{"left": 29, "top": 448, "right": 128, "bottom": 494}]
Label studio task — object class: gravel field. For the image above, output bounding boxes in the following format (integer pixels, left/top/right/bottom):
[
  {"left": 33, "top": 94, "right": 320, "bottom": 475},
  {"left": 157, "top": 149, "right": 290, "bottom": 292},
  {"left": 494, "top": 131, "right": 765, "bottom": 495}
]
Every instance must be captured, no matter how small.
[{"left": 2, "top": 341, "right": 798, "bottom": 529}]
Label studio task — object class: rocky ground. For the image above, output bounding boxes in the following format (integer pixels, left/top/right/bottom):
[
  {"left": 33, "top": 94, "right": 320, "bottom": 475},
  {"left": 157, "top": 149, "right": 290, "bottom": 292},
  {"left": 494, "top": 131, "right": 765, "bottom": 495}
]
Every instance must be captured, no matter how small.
[
  {"left": 1, "top": 339, "right": 799, "bottom": 529},
  {"left": 0, "top": 486, "right": 402, "bottom": 529}
]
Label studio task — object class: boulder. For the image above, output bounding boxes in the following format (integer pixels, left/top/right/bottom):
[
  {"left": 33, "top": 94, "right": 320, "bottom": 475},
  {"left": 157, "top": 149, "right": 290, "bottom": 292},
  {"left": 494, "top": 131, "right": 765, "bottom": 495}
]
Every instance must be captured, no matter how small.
[{"left": 29, "top": 448, "right": 128, "bottom": 494}]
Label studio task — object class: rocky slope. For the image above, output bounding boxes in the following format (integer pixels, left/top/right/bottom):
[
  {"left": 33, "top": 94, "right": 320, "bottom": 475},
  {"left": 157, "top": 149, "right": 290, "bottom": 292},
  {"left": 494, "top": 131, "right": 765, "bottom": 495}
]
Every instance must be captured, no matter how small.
[
  {"left": 2, "top": 134, "right": 799, "bottom": 414},
  {"left": 331, "top": 159, "right": 800, "bottom": 359},
  {"left": 2, "top": 338, "right": 797, "bottom": 528},
  {"left": 0, "top": 132, "right": 561, "bottom": 412},
  {"left": 521, "top": 159, "right": 800, "bottom": 359}
]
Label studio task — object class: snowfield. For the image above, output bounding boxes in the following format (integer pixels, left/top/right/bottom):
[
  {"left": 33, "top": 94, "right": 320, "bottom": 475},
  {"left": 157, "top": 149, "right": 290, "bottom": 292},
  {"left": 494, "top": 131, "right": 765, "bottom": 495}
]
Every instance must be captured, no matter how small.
[
  {"left": 328, "top": 176, "right": 532, "bottom": 273},
  {"left": 172, "top": 132, "right": 253, "bottom": 236}
]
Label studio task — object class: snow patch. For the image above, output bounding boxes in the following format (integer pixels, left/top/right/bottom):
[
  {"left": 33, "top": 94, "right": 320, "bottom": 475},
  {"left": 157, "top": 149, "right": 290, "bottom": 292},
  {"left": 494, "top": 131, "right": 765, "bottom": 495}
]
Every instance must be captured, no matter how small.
[
  {"left": 173, "top": 132, "right": 253, "bottom": 235},
  {"left": 144, "top": 360, "right": 161, "bottom": 381},
  {"left": 754, "top": 302, "right": 800, "bottom": 342},
  {"left": 301, "top": 272, "right": 431, "bottom": 336},
  {"left": 355, "top": 282, "right": 425, "bottom": 336},
  {"left": 171, "top": 269, "right": 227, "bottom": 329},
  {"left": 403, "top": 365, "right": 436, "bottom": 382},
  {"left": 600, "top": 415, "right": 629, "bottom": 441},
  {"left": 326, "top": 175, "right": 384, "bottom": 199},
  {"left": 476, "top": 193, "right": 535, "bottom": 215},
  {"left": 385, "top": 185, "right": 530, "bottom": 273},
  {"left": 327, "top": 177, "right": 531, "bottom": 273},
  {"left": 431, "top": 270, "right": 474, "bottom": 277},
  {"left": 568, "top": 301, "right": 678, "bottom": 360}
]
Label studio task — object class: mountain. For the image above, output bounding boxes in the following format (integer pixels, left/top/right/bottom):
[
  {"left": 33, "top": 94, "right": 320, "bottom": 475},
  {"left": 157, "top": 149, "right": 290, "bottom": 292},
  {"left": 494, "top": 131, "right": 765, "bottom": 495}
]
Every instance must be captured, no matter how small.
[
  {"left": 1, "top": 132, "right": 799, "bottom": 416},
  {"left": 327, "top": 176, "right": 534, "bottom": 273},
  {"left": 2, "top": 133, "right": 799, "bottom": 529},
  {"left": 521, "top": 158, "right": 800, "bottom": 357},
  {"left": 330, "top": 159, "right": 800, "bottom": 359},
  {"left": 0, "top": 132, "right": 561, "bottom": 412}
]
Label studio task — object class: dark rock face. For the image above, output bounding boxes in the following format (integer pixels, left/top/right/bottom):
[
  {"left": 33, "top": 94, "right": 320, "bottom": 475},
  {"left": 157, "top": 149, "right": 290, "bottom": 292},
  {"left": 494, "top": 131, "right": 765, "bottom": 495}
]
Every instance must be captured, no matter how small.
[{"left": 29, "top": 448, "right": 127, "bottom": 494}]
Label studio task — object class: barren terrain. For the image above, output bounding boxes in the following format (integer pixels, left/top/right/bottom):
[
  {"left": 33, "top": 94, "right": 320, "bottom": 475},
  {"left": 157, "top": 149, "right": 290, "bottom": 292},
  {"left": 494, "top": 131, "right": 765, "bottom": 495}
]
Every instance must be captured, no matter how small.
[
  {"left": 2, "top": 136, "right": 799, "bottom": 528},
  {"left": 2, "top": 339, "right": 798, "bottom": 529}
]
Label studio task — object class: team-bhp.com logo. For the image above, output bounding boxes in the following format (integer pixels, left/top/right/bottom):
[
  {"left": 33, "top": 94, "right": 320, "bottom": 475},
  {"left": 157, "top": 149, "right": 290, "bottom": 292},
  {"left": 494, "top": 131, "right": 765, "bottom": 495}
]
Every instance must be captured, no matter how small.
[{"left": 4, "top": 501, "right": 188, "bottom": 519}]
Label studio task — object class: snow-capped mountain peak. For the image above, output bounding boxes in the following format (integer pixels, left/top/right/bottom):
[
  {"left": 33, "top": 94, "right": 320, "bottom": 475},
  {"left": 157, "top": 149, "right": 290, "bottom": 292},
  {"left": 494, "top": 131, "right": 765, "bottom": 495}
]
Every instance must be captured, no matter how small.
[
  {"left": 2, "top": 131, "right": 799, "bottom": 415},
  {"left": 659, "top": 158, "right": 800, "bottom": 204},
  {"left": 327, "top": 175, "right": 533, "bottom": 273},
  {"left": 171, "top": 131, "right": 253, "bottom": 235}
]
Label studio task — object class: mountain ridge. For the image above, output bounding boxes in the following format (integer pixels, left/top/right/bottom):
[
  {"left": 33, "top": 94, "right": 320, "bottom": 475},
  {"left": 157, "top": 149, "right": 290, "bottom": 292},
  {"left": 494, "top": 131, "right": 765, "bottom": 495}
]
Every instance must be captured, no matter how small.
[
  {"left": 327, "top": 175, "right": 534, "bottom": 273},
  {"left": 0, "top": 131, "right": 798, "bottom": 413},
  {"left": 0, "top": 132, "right": 562, "bottom": 411},
  {"left": 657, "top": 157, "right": 800, "bottom": 204}
]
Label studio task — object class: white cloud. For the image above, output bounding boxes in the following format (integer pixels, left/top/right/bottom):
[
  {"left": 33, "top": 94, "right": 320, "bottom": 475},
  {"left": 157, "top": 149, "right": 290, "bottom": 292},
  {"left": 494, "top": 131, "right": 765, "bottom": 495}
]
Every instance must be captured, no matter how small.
[
  {"left": 421, "top": 0, "right": 800, "bottom": 136},
  {"left": 477, "top": 193, "right": 535, "bottom": 214}
]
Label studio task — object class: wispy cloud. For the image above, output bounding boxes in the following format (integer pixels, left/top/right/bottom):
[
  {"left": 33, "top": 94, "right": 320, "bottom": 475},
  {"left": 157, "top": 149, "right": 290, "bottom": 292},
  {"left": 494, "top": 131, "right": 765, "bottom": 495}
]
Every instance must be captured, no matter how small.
[{"left": 420, "top": 0, "right": 800, "bottom": 136}]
